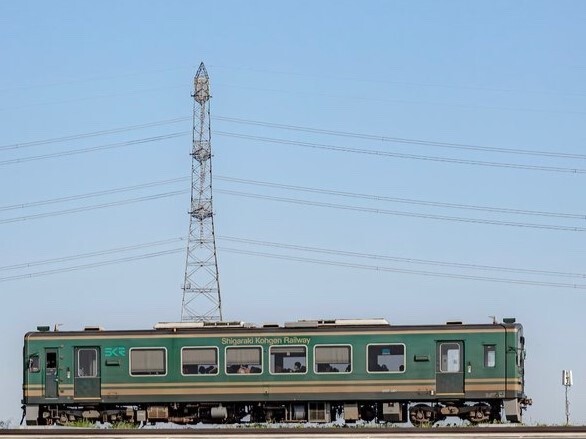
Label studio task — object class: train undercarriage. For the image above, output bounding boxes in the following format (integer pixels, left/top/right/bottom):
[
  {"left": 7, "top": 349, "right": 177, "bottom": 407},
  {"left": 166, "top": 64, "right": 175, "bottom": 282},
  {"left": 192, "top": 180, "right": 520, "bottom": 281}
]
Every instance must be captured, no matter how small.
[{"left": 26, "top": 398, "right": 528, "bottom": 427}]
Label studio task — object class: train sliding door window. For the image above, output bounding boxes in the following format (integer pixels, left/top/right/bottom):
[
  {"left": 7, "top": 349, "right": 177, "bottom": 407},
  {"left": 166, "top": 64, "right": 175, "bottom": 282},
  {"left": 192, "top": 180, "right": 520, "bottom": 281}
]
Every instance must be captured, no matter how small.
[
  {"left": 436, "top": 341, "right": 464, "bottom": 395},
  {"left": 44, "top": 349, "right": 58, "bottom": 398},
  {"left": 74, "top": 347, "right": 101, "bottom": 399},
  {"left": 314, "top": 345, "right": 352, "bottom": 373}
]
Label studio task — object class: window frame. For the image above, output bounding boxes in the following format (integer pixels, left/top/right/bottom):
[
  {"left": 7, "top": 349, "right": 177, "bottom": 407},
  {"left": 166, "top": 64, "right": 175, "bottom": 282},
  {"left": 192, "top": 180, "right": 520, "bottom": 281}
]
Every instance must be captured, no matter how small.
[
  {"left": 77, "top": 348, "right": 98, "bottom": 378},
  {"left": 181, "top": 346, "right": 219, "bottom": 377},
  {"left": 269, "top": 345, "right": 308, "bottom": 376},
  {"left": 313, "top": 344, "right": 353, "bottom": 375},
  {"left": 366, "top": 343, "right": 406, "bottom": 374},
  {"left": 129, "top": 347, "right": 168, "bottom": 377},
  {"left": 224, "top": 345, "right": 263, "bottom": 375},
  {"left": 483, "top": 344, "right": 496, "bottom": 368},
  {"left": 28, "top": 354, "right": 40, "bottom": 373},
  {"left": 439, "top": 342, "right": 461, "bottom": 373}
]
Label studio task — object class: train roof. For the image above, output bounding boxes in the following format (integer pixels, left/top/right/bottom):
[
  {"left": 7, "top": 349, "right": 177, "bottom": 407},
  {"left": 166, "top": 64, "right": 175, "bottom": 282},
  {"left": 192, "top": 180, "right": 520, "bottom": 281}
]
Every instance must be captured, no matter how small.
[{"left": 26, "top": 317, "right": 522, "bottom": 338}]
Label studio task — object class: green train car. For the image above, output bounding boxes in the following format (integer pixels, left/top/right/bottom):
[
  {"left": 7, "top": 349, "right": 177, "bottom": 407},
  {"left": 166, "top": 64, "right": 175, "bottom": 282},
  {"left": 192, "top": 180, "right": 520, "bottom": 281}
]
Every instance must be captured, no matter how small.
[{"left": 22, "top": 317, "right": 531, "bottom": 426}]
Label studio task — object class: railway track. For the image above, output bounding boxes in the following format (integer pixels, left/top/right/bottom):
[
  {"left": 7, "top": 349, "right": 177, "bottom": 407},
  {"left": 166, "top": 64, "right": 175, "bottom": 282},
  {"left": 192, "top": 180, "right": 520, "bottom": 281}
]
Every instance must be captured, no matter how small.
[{"left": 2, "top": 426, "right": 586, "bottom": 438}]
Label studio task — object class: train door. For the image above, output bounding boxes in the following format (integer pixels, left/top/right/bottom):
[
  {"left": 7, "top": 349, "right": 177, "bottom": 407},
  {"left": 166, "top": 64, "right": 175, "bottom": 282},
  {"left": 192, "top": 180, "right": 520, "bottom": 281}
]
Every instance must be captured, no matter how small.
[
  {"left": 44, "top": 348, "right": 59, "bottom": 398},
  {"left": 74, "top": 347, "right": 101, "bottom": 399},
  {"left": 436, "top": 341, "right": 464, "bottom": 395}
]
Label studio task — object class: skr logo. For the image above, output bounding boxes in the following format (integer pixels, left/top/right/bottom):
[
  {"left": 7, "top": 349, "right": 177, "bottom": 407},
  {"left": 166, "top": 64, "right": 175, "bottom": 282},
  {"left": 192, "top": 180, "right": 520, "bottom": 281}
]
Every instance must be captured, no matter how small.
[{"left": 105, "top": 347, "right": 126, "bottom": 357}]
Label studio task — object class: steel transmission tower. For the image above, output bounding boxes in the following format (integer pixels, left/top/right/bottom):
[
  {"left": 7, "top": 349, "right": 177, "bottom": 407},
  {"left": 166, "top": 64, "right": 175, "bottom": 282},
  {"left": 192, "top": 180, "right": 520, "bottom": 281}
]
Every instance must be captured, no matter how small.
[{"left": 180, "top": 62, "right": 222, "bottom": 322}]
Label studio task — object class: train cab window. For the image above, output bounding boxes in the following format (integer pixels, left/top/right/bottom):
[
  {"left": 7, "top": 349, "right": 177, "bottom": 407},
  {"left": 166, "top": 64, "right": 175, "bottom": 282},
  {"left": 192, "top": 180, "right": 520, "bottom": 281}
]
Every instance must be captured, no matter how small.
[
  {"left": 225, "top": 347, "right": 262, "bottom": 375},
  {"left": 270, "top": 346, "right": 307, "bottom": 374},
  {"left": 484, "top": 345, "right": 496, "bottom": 368},
  {"left": 130, "top": 348, "right": 166, "bottom": 376},
  {"left": 367, "top": 344, "right": 405, "bottom": 373},
  {"left": 314, "top": 345, "right": 352, "bottom": 374},
  {"left": 77, "top": 348, "right": 98, "bottom": 377},
  {"left": 28, "top": 354, "right": 40, "bottom": 373},
  {"left": 182, "top": 347, "right": 218, "bottom": 375}
]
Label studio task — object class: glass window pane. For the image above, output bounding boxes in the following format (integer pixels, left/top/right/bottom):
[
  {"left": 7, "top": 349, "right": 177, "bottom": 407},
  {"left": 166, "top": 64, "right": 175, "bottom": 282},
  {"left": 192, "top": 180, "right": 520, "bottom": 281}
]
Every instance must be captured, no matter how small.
[
  {"left": 226, "top": 347, "right": 262, "bottom": 374},
  {"left": 270, "top": 346, "right": 307, "bottom": 374},
  {"left": 315, "top": 346, "right": 351, "bottom": 373},
  {"left": 78, "top": 349, "right": 97, "bottom": 377},
  {"left": 182, "top": 348, "right": 218, "bottom": 375},
  {"left": 440, "top": 343, "right": 461, "bottom": 373},
  {"left": 28, "top": 355, "right": 40, "bottom": 373},
  {"left": 131, "top": 348, "right": 166, "bottom": 375},
  {"left": 484, "top": 345, "right": 496, "bottom": 368},
  {"left": 368, "top": 344, "right": 405, "bottom": 372}
]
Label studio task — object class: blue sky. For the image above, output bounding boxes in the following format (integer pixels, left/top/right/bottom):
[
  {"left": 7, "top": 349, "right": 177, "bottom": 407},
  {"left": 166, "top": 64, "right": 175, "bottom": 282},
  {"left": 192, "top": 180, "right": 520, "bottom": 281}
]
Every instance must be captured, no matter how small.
[{"left": 1, "top": 0, "right": 585, "bottom": 426}]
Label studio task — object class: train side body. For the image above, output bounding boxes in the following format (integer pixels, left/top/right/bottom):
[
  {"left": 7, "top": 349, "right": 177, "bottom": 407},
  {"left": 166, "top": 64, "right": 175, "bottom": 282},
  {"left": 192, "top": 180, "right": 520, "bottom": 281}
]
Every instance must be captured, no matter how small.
[{"left": 22, "top": 319, "right": 530, "bottom": 426}]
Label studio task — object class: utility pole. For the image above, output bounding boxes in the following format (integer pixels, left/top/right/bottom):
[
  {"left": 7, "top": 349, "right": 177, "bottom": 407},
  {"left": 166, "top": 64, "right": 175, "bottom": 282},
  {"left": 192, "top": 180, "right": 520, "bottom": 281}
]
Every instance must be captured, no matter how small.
[
  {"left": 180, "top": 62, "right": 222, "bottom": 322},
  {"left": 562, "top": 369, "right": 573, "bottom": 425}
]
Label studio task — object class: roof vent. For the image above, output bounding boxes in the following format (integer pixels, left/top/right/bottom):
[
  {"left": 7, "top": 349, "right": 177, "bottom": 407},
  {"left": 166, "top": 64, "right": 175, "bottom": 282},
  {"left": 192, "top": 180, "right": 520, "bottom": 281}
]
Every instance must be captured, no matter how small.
[
  {"left": 503, "top": 318, "right": 516, "bottom": 324},
  {"left": 84, "top": 326, "right": 104, "bottom": 331},
  {"left": 154, "top": 321, "right": 256, "bottom": 330},
  {"left": 262, "top": 323, "right": 280, "bottom": 328},
  {"left": 446, "top": 321, "right": 463, "bottom": 325},
  {"left": 284, "top": 320, "right": 319, "bottom": 328}
]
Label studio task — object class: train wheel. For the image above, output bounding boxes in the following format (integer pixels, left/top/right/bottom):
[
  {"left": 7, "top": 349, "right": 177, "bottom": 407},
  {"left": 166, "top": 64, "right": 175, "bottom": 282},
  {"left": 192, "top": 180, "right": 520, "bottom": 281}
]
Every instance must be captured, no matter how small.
[
  {"left": 409, "top": 404, "right": 436, "bottom": 427},
  {"left": 359, "top": 404, "right": 377, "bottom": 422},
  {"left": 467, "top": 403, "right": 491, "bottom": 424}
]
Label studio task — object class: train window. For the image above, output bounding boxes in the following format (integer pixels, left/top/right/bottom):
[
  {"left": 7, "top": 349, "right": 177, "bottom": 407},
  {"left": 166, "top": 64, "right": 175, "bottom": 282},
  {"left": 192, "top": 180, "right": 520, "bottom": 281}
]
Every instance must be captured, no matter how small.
[
  {"left": 28, "top": 354, "right": 40, "bottom": 373},
  {"left": 225, "top": 346, "right": 262, "bottom": 375},
  {"left": 130, "top": 348, "right": 167, "bottom": 376},
  {"left": 46, "top": 352, "right": 57, "bottom": 369},
  {"left": 314, "top": 345, "right": 352, "bottom": 374},
  {"left": 270, "top": 346, "right": 307, "bottom": 374},
  {"left": 182, "top": 347, "right": 218, "bottom": 375},
  {"left": 367, "top": 344, "right": 405, "bottom": 373},
  {"left": 439, "top": 343, "right": 461, "bottom": 373},
  {"left": 77, "top": 348, "right": 98, "bottom": 377},
  {"left": 484, "top": 345, "right": 496, "bottom": 368}
]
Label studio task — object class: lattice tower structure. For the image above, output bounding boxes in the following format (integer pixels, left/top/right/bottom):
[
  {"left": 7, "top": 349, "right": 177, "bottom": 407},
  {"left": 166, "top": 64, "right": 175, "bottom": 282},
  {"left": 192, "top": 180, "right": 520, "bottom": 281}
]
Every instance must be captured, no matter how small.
[{"left": 181, "top": 62, "right": 222, "bottom": 322}]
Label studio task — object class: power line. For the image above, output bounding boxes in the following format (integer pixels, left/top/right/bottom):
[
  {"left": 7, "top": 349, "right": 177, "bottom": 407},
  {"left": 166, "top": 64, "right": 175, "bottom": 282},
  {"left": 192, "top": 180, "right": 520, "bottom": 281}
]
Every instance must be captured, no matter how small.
[
  {"left": 218, "top": 236, "right": 586, "bottom": 279},
  {"left": 0, "top": 190, "right": 187, "bottom": 225},
  {"left": 5, "top": 234, "right": 582, "bottom": 279},
  {"left": 0, "top": 177, "right": 189, "bottom": 212},
  {"left": 216, "top": 176, "right": 586, "bottom": 220},
  {"left": 215, "top": 116, "right": 586, "bottom": 161},
  {"left": 217, "top": 189, "right": 586, "bottom": 232},
  {"left": 2, "top": 181, "right": 583, "bottom": 232},
  {"left": 4, "top": 174, "right": 581, "bottom": 221},
  {"left": 2, "top": 237, "right": 585, "bottom": 290},
  {"left": 0, "top": 117, "right": 189, "bottom": 151},
  {"left": 0, "top": 132, "right": 188, "bottom": 167},
  {"left": 0, "top": 237, "right": 184, "bottom": 272},
  {"left": 216, "top": 131, "right": 586, "bottom": 175},
  {"left": 210, "top": 63, "right": 586, "bottom": 98},
  {"left": 4, "top": 113, "right": 585, "bottom": 163},
  {"left": 219, "top": 247, "right": 586, "bottom": 290},
  {"left": 0, "top": 248, "right": 183, "bottom": 283}
]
